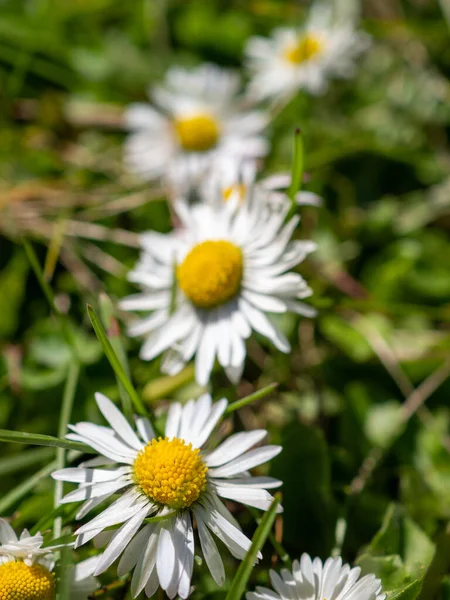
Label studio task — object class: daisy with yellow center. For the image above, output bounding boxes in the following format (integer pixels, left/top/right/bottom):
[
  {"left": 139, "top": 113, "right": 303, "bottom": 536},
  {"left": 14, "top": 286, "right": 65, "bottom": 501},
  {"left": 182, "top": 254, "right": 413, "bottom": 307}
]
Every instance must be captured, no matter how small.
[
  {"left": 52, "top": 393, "right": 282, "bottom": 599},
  {"left": 245, "top": 14, "right": 370, "bottom": 101},
  {"left": 0, "top": 520, "right": 99, "bottom": 600},
  {"left": 120, "top": 177, "right": 316, "bottom": 385},
  {"left": 123, "top": 63, "right": 268, "bottom": 191}
]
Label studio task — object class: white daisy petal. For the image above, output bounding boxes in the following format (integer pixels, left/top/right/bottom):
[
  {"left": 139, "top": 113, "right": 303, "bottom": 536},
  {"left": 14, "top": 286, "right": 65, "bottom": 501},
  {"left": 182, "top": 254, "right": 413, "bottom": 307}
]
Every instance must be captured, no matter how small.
[
  {"left": 94, "top": 506, "right": 149, "bottom": 575},
  {"left": 209, "top": 445, "right": 282, "bottom": 478},
  {"left": 95, "top": 393, "right": 144, "bottom": 451},
  {"left": 205, "top": 430, "right": 267, "bottom": 467},
  {"left": 196, "top": 511, "right": 225, "bottom": 586}
]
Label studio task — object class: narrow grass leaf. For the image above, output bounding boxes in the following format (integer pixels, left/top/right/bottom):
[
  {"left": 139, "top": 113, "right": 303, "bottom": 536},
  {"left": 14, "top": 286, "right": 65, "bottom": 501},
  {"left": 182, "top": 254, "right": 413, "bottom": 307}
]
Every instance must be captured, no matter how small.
[
  {"left": 87, "top": 303, "right": 148, "bottom": 417},
  {"left": 225, "top": 496, "right": 280, "bottom": 600},
  {"left": 287, "top": 128, "right": 305, "bottom": 217},
  {"left": 0, "top": 429, "right": 91, "bottom": 453},
  {"left": 99, "top": 293, "right": 133, "bottom": 422}
]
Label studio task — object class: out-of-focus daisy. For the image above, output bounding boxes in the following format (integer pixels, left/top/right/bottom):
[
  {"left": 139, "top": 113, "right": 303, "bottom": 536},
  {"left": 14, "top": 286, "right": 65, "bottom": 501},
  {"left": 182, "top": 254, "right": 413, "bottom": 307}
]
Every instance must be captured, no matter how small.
[
  {"left": 0, "top": 520, "right": 99, "bottom": 600},
  {"left": 124, "top": 63, "right": 268, "bottom": 190},
  {"left": 119, "top": 180, "right": 316, "bottom": 385},
  {"left": 245, "top": 10, "right": 369, "bottom": 101},
  {"left": 52, "top": 393, "right": 282, "bottom": 599},
  {"left": 246, "top": 553, "right": 385, "bottom": 600},
  {"left": 202, "top": 159, "right": 322, "bottom": 214}
]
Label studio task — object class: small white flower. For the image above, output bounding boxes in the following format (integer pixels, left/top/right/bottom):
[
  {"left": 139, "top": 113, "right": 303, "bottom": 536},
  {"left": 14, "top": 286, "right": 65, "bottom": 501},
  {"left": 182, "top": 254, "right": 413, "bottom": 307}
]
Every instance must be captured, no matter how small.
[
  {"left": 52, "top": 393, "right": 282, "bottom": 599},
  {"left": 245, "top": 10, "right": 369, "bottom": 101},
  {"left": 0, "top": 520, "right": 98, "bottom": 600},
  {"left": 119, "top": 180, "right": 316, "bottom": 385},
  {"left": 202, "top": 158, "right": 322, "bottom": 214},
  {"left": 124, "top": 63, "right": 268, "bottom": 191},
  {"left": 246, "top": 553, "right": 385, "bottom": 600}
]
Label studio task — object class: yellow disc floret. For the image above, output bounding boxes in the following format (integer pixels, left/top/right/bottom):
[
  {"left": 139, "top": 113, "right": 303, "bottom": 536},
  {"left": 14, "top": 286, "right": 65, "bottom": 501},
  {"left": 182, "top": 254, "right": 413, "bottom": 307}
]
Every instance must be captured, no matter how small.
[
  {"left": 177, "top": 240, "right": 243, "bottom": 309},
  {"left": 174, "top": 113, "right": 220, "bottom": 152},
  {"left": 0, "top": 561, "right": 54, "bottom": 600},
  {"left": 134, "top": 437, "right": 208, "bottom": 510},
  {"left": 283, "top": 34, "right": 323, "bottom": 64}
]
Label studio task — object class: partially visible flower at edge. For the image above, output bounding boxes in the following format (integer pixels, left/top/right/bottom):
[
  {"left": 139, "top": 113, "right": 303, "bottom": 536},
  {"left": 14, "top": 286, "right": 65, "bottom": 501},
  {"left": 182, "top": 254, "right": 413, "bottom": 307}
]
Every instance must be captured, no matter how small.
[
  {"left": 0, "top": 519, "right": 99, "bottom": 600},
  {"left": 246, "top": 553, "right": 385, "bottom": 600},
  {"left": 244, "top": 8, "right": 370, "bottom": 101}
]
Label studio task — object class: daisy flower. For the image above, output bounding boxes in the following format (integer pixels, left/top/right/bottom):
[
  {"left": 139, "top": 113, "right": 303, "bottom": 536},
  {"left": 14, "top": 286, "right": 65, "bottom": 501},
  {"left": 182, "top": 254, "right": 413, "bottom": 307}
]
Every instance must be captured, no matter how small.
[
  {"left": 124, "top": 63, "right": 268, "bottom": 190},
  {"left": 119, "top": 180, "right": 316, "bottom": 385},
  {"left": 246, "top": 553, "right": 385, "bottom": 600},
  {"left": 245, "top": 9, "right": 369, "bottom": 101},
  {"left": 52, "top": 393, "right": 282, "bottom": 599},
  {"left": 0, "top": 520, "right": 99, "bottom": 600},
  {"left": 201, "top": 158, "right": 322, "bottom": 214}
]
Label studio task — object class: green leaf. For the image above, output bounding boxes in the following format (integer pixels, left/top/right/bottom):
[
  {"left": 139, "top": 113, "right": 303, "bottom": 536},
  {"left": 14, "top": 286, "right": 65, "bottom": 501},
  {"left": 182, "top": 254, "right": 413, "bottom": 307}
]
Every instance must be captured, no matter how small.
[
  {"left": 389, "top": 578, "right": 424, "bottom": 600},
  {"left": 272, "top": 422, "right": 335, "bottom": 556},
  {"left": 368, "top": 504, "right": 435, "bottom": 573},
  {"left": 224, "top": 497, "right": 280, "bottom": 600},
  {"left": 357, "top": 554, "right": 409, "bottom": 591}
]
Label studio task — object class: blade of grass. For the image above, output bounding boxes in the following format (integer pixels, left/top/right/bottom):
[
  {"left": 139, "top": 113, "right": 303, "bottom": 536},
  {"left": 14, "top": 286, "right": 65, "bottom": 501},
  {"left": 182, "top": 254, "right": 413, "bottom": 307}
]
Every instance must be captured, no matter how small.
[
  {"left": 54, "top": 362, "right": 80, "bottom": 538},
  {"left": 225, "top": 496, "right": 280, "bottom": 600},
  {"left": 99, "top": 293, "right": 133, "bottom": 422},
  {"left": 287, "top": 128, "right": 305, "bottom": 216},
  {"left": 87, "top": 304, "right": 149, "bottom": 419},
  {"left": 0, "top": 429, "right": 90, "bottom": 453},
  {"left": 225, "top": 383, "right": 278, "bottom": 415},
  {"left": 0, "top": 447, "right": 54, "bottom": 477},
  {"left": 249, "top": 506, "right": 289, "bottom": 564},
  {"left": 0, "top": 450, "right": 80, "bottom": 515}
]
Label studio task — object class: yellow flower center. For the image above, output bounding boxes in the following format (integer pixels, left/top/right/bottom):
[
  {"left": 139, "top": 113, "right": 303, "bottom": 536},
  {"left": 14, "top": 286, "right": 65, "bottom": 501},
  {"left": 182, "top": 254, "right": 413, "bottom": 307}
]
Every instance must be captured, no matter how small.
[
  {"left": 283, "top": 34, "right": 323, "bottom": 64},
  {"left": 177, "top": 240, "right": 243, "bottom": 309},
  {"left": 133, "top": 437, "right": 208, "bottom": 510},
  {"left": 0, "top": 562, "right": 54, "bottom": 600},
  {"left": 223, "top": 184, "right": 247, "bottom": 204},
  {"left": 174, "top": 113, "right": 220, "bottom": 152}
]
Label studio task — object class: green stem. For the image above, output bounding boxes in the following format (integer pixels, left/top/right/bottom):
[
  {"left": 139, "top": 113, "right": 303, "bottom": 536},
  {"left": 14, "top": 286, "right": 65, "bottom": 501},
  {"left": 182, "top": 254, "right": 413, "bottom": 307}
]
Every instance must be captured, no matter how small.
[
  {"left": 54, "top": 363, "right": 80, "bottom": 538},
  {"left": 225, "top": 383, "right": 278, "bottom": 415}
]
